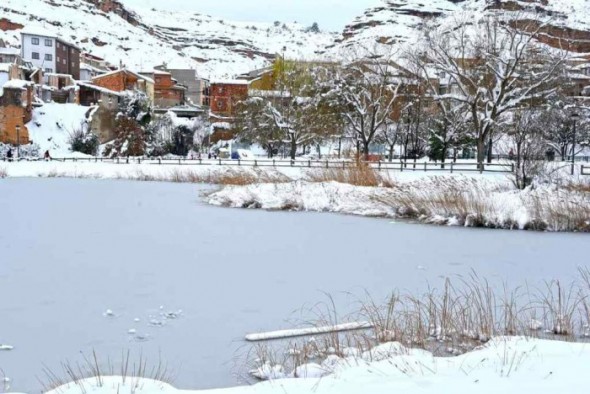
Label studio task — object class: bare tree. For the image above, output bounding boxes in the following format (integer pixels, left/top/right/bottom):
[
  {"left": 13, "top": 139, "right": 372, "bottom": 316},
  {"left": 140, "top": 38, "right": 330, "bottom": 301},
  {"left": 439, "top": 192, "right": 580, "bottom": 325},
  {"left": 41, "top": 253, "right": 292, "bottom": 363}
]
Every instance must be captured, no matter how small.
[
  {"left": 418, "top": 16, "right": 566, "bottom": 167},
  {"left": 235, "top": 61, "right": 337, "bottom": 159},
  {"left": 506, "top": 109, "right": 547, "bottom": 189},
  {"left": 329, "top": 60, "right": 404, "bottom": 161}
]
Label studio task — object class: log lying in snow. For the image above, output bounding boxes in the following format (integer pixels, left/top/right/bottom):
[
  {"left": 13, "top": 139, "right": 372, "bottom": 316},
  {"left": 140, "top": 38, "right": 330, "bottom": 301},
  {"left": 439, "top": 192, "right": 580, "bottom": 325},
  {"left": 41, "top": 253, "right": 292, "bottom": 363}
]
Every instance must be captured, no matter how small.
[{"left": 245, "top": 322, "right": 374, "bottom": 342}]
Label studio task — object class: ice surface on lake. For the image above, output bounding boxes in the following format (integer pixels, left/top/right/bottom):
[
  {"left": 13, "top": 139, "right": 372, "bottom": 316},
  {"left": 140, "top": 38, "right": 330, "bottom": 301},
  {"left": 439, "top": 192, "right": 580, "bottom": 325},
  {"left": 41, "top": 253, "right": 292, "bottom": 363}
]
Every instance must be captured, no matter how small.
[{"left": 0, "top": 178, "right": 587, "bottom": 393}]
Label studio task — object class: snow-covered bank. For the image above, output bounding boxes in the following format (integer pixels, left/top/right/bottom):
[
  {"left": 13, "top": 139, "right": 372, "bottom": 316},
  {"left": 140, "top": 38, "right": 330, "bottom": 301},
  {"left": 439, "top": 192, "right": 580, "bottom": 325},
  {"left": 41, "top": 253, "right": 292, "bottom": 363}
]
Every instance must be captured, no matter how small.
[
  {"left": 41, "top": 337, "right": 590, "bottom": 394},
  {"left": 207, "top": 177, "right": 590, "bottom": 232}
]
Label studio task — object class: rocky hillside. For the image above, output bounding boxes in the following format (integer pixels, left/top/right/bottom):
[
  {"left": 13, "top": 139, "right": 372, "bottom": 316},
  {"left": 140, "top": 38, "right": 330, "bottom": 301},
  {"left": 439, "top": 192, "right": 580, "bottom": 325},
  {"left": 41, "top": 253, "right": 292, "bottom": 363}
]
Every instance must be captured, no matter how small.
[
  {"left": 1, "top": 0, "right": 589, "bottom": 80},
  {"left": 0, "top": 0, "right": 336, "bottom": 79},
  {"left": 333, "top": 0, "right": 590, "bottom": 56}
]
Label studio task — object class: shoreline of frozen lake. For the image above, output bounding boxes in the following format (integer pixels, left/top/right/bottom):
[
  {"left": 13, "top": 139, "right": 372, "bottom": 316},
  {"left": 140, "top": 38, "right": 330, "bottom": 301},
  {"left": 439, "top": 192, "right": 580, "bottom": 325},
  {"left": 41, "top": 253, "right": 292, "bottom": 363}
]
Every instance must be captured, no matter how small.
[{"left": 0, "top": 178, "right": 588, "bottom": 393}]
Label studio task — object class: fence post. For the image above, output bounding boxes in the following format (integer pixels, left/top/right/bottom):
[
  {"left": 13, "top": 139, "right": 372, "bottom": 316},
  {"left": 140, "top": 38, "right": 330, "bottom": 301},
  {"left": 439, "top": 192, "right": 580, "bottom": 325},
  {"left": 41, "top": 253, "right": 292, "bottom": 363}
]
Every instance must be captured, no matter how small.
[
  {"left": 511, "top": 163, "right": 515, "bottom": 173},
  {"left": 308, "top": 160, "right": 311, "bottom": 168},
  {"left": 571, "top": 163, "right": 575, "bottom": 176},
  {"left": 254, "top": 160, "right": 258, "bottom": 167},
  {"left": 326, "top": 160, "right": 329, "bottom": 169},
  {"left": 378, "top": 161, "right": 382, "bottom": 171},
  {"left": 424, "top": 162, "right": 427, "bottom": 172},
  {"left": 126, "top": 157, "right": 129, "bottom": 164},
  {"left": 238, "top": 159, "right": 241, "bottom": 166},
  {"left": 138, "top": 157, "right": 141, "bottom": 164},
  {"left": 219, "top": 158, "right": 222, "bottom": 166},
  {"left": 450, "top": 162, "right": 454, "bottom": 173},
  {"left": 158, "top": 157, "right": 162, "bottom": 165},
  {"left": 480, "top": 163, "right": 484, "bottom": 174},
  {"left": 273, "top": 159, "right": 276, "bottom": 168}
]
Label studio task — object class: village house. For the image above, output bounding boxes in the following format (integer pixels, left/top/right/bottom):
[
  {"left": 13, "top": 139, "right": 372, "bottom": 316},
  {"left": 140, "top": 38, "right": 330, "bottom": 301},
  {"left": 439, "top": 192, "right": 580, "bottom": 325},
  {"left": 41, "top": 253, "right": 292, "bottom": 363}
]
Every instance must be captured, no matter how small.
[
  {"left": 0, "top": 79, "right": 34, "bottom": 145},
  {"left": 139, "top": 70, "right": 186, "bottom": 109},
  {"left": 90, "top": 68, "right": 152, "bottom": 96},
  {"left": 77, "top": 81, "right": 121, "bottom": 143},
  {"left": 79, "top": 53, "right": 111, "bottom": 81},
  {"left": 20, "top": 27, "right": 81, "bottom": 79},
  {"left": 154, "top": 64, "right": 205, "bottom": 105},
  {"left": 207, "top": 79, "right": 249, "bottom": 142},
  {"left": 208, "top": 80, "right": 248, "bottom": 117},
  {"left": 0, "top": 47, "right": 22, "bottom": 65}
]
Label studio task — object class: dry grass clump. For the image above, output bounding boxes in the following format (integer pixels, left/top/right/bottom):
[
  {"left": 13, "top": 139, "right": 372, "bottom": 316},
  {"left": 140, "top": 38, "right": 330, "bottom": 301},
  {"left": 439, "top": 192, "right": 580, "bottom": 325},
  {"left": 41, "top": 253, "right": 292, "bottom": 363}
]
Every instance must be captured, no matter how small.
[
  {"left": 125, "top": 168, "right": 291, "bottom": 185},
  {"left": 527, "top": 192, "right": 590, "bottom": 232},
  {"left": 306, "top": 163, "right": 395, "bottom": 188},
  {"left": 564, "top": 181, "right": 590, "bottom": 193},
  {"left": 240, "top": 268, "right": 590, "bottom": 382},
  {"left": 39, "top": 350, "right": 174, "bottom": 394},
  {"left": 374, "top": 177, "right": 506, "bottom": 228}
]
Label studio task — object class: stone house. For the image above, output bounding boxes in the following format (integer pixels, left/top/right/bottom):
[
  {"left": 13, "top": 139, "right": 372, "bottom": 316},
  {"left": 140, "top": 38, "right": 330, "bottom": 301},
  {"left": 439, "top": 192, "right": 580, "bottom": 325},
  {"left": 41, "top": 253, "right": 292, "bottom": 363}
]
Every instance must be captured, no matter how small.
[
  {"left": 0, "top": 79, "right": 34, "bottom": 144},
  {"left": 77, "top": 81, "right": 121, "bottom": 143}
]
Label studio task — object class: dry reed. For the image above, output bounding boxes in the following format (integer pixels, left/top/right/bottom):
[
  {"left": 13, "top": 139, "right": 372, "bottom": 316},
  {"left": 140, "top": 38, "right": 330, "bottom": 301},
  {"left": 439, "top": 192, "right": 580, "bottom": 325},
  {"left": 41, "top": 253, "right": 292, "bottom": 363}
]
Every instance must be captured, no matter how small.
[{"left": 239, "top": 268, "right": 590, "bottom": 382}]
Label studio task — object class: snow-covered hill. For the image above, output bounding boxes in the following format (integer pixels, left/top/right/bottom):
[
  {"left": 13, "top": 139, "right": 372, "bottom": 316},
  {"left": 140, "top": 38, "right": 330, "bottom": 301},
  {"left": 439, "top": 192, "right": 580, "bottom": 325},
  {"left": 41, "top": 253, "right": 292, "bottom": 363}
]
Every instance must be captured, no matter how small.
[
  {"left": 1, "top": 0, "right": 336, "bottom": 79},
  {"left": 332, "top": 0, "right": 590, "bottom": 57},
  {"left": 2, "top": 0, "right": 590, "bottom": 79}
]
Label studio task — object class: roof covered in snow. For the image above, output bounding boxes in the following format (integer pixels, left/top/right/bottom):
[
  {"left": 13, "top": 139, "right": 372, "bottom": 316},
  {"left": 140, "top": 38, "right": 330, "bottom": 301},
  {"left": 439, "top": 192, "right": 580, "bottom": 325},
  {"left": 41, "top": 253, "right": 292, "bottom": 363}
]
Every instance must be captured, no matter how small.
[
  {"left": 210, "top": 79, "right": 249, "bottom": 85},
  {"left": 0, "top": 47, "right": 20, "bottom": 55}
]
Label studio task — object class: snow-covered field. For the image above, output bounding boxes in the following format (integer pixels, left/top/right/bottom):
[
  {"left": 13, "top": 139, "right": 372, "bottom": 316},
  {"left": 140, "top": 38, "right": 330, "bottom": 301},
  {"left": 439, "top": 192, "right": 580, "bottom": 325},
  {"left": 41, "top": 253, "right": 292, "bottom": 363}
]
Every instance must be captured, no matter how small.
[
  {"left": 1, "top": 178, "right": 588, "bottom": 394},
  {"left": 43, "top": 337, "right": 590, "bottom": 394}
]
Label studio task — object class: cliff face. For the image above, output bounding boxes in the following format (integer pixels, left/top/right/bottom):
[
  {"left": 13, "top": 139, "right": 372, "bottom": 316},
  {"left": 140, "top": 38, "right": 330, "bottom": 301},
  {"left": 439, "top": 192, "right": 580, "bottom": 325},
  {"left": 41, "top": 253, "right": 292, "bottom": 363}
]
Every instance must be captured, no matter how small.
[
  {"left": 338, "top": 0, "right": 590, "bottom": 54},
  {"left": 82, "top": 0, "right": 141, "bottom": 26}
]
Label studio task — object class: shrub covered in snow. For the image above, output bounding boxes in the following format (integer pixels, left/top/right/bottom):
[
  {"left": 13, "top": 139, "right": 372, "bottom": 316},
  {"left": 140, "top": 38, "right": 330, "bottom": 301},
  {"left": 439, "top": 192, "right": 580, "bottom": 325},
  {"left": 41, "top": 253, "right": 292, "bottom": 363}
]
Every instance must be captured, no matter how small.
[{"left": 69, "top": 124, "right": 100, "bottom": 156}]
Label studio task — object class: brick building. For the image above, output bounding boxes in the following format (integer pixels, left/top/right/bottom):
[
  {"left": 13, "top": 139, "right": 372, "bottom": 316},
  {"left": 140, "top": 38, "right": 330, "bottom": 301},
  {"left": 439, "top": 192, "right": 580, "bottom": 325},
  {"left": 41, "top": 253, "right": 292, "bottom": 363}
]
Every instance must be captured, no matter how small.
[
  {"left": 91, "top": 69, "right": 150, "bottom": 93},
  {"left": 139, "top": 70, "right": 186, "bottom": 108},
  {"left": 154, "top": 64, "right": 204, "bottom": 105},
  {"left": 208, "top": 80, "right": 248, "bottom": 117},
  {"left": 0, "top": 80, "right": 34, "bottom": 145}
]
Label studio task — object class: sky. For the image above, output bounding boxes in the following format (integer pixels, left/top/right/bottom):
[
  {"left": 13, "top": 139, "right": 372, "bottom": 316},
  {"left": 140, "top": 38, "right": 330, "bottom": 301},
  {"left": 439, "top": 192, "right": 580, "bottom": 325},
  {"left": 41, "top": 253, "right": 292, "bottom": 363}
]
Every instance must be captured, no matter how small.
[{"left": 122, "top": 0, "right": 381, "bottom": 31}]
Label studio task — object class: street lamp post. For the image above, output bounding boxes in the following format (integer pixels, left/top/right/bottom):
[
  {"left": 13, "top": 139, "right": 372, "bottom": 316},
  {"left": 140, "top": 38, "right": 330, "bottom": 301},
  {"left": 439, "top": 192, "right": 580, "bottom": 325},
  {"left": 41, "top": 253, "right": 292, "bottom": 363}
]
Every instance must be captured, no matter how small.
[
  {"left": 571, "top": 110, "right": 580, "bottom": 175},
  {"left": 16, "top": 125, "right": 21, "bottom": 159}
]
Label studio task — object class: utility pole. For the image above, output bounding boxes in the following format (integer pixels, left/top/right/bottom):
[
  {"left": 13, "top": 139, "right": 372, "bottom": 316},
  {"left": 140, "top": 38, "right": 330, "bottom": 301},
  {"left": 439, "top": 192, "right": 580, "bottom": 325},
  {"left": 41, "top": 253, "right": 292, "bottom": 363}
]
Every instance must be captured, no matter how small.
[{"left": 571, "top": 110, "right": 579, "bottom": 175}]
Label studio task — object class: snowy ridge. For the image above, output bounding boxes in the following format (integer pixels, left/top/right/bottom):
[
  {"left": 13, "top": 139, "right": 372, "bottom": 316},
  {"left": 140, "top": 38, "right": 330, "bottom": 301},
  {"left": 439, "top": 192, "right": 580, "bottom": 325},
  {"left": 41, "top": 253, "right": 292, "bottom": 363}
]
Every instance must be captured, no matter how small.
[{"left": 0, "top": 0, "right": 336, "bottom": 79}]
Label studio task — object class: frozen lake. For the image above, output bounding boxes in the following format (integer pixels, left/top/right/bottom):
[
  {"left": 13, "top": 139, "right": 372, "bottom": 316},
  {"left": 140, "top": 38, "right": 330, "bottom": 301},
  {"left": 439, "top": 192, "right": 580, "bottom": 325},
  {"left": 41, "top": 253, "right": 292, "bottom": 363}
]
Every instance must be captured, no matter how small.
[{"left": 0, "top": 178, "right": 587, "bottom": 393}]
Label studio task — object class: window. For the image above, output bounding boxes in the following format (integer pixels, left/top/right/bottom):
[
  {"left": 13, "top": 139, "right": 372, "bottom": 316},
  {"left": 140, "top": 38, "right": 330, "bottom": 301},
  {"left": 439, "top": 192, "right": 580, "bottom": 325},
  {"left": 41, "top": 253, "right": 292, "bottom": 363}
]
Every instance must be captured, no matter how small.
[
  {"left": 63, "top": 59, "right": 66, "bottom": 65},
  {"left": 216, "top": 99, "right": 226, "bottom": 110},
  {"left": 31, "top": 37, "right": 39, "bottom": 45},
  {"left": 57, "top": 56, "right": 60, "bottom": 63},
  {"left": 45, "top": 54, "right": 53, "bottom": 61},
  {"left": 44, "top": 68, "right": 53, "bottom": 73},
  {"left": 32, "top": 52, "right": 40, "bottom": 60},
  {"left": 45, "top": 39, "right": 53, "bottom": 47}
]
